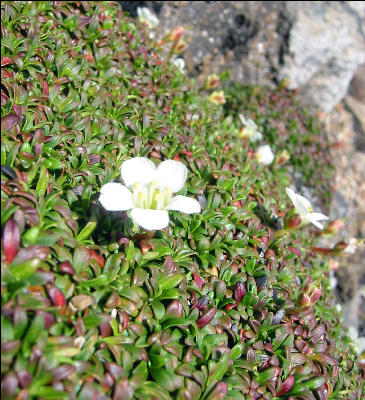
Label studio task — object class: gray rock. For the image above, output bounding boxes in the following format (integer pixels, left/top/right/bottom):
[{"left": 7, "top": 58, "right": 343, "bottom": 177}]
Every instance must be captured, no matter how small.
[
  {"left": 121, "top": 1, "right": 365, "bottom": 111},
  {"left": 279, "top": 2, "right": 365, "bottom": 112},
  {"left": 349, "top": 64, "right": 365, "bottom": 102}
]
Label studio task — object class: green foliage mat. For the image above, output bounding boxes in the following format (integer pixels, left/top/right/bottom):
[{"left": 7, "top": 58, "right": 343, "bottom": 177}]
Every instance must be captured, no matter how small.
[{"left": 1, "top": 1, "right": 362, "bottom": 399}]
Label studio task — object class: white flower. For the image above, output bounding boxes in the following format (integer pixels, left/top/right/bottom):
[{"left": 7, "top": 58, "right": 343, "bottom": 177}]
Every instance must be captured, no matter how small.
[
  {"left": 256, "top": 145, "right": 274, "bottom": 165},
  {"left": 286, "top": 187, "right": 329, "bottom": 229},
  {"left": 99, "top": 157, "right": 201, "bottom": 231},
  {"left": 137, "top": 7, "right": 159, "bottom": 29},
  {"left": 238, "top": 114, "right": 262, "bottom": 142},
  {"left": 343, "top": 237, "right": 360, "bottom": 254},
  {"left": 348, "top": 326, "right": 365, "bottom": 355},
  {"left": 171, "top": 57, "right": 185, "bottom": 72}
]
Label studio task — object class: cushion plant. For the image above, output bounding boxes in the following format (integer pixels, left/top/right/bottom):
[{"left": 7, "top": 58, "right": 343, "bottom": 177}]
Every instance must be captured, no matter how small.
[{"left": 1, "top": 1, "right": 363, "bottom": 399}]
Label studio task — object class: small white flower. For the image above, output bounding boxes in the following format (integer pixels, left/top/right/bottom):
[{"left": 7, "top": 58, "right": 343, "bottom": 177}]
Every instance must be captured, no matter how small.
[
  {"left": 343, "top": 237, "right": 360, "bottom": 254},
  {"left": 335, "top": 303, "right": 342, "bottom": 313},
  {"left": 238, "top": 114, "right": 263, "bottom": 142},
  {"left": 329, "top": 270, "right": 337, "bottom": 289},
  {"left": 348, "top": 326, "right": 365, "bottom": 355},
  {"left": 137, "top": 7, "right": 159, "bottom": 29},
  {"left": 286, "top": 187, "right": 329, "bottom": 230},
  {"left": 256, "top": 144, "right": 274, "bottom": 165},
  {"left": 171, "top": 57, "right": 185, "bottom": 72},
  {"left": 99, "top": 157, "right": 201, "bottom": 231}
]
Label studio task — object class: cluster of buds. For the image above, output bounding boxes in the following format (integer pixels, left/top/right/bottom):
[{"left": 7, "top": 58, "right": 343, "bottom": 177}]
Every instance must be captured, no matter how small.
[
  {"left": 207, "top": 90, "right": 226, "bottom": 105},
  {"left": 275, "top": 149, "right": 290, "bottom": 165},
  {"left": 158, "top": 26, "right": 187, "bottom": 56},
  {"left": 284, "top": 211, "right": 302, "bottom": 230},
  {"left": 204, "top": 74, "right": 220, "bottom": 90},
  {"left": 297, "top": 282, "right": 322, "bottom": 307},
  {"left": 322, "top": 219, "right": 345, "bottom": 236}
]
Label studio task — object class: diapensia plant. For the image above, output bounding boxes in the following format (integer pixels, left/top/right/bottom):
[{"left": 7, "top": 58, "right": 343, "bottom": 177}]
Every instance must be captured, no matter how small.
[{"left": 1, "top": 1, "right": 363, "bottom": 399}]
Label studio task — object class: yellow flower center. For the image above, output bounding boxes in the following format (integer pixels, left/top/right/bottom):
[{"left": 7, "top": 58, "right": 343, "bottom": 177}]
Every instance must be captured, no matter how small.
[
  {"left": 133, "top": 181, "right": 172, "bottom": 209},
  {"left": 239, "top": 127, "right": 253, "bottom": 139}
]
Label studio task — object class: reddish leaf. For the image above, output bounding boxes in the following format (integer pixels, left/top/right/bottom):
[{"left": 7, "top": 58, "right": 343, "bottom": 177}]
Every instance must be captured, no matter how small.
[
  {"left": 89, "top": 249, "right": 105, "bottom": 267},
  {"left": 1, "top": 114, "right": 20, "bottom": 132},
  {"left": 166, "top": 299, "right": 184, "bottom": 317},
  {"left": 192, "top": 295, "right": 210, "bottom": 311},
  {"left": 1, "top": 56, "right": 13, "bottom": 66},
  {"left": 1, "top": 91, "right": 9, "bottom": 106},
  {"left": 277, "top": 375, "right": 295, "bottom": 396},
  {"left": 42, "top": 80, "right": 49, "bottom": 96},
  {"left": 53, "top": 365, "right": 76, "bottom": 381},
  {"left": 35, "top": 310, "right": 55, "bottom": 329},
  {"left": 47, "top": 287, "right": 66, "bottom": 307},
  {"left": 193, "top": 272, "right": 205, "bottom": 290},
  {"left": 16, "top": 370, "right": 32, "bottom": 389},
  {"left": 196, "top": 307, "right": 217, "bottom": 329},
  {"left": 234, "top": 281, "right": 246, "bottom": 303},
  {"left": 59, "top": 260, "right": 75, "bottom": 275},
  {"left": 311, "top": 353, "right": 338, "bottom": 366},
  {"left": 288, "top": 246, "right": 301, "bottom": 257},
  {"left": 2, "top": 219, "right": 20, "bottom": 263}
]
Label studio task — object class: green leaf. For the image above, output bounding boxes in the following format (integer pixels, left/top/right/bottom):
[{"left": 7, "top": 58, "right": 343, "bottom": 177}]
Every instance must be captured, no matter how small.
[
  {"left": 34, "top": 230, "right": 60, "bottom": 246},
  {"left": 126, "top": 240, "right": 134, "bottom": 262},
  {"left": 230, "top": 342, "right": 244, "bottom": 360},
  {"left": 203, "top": 352, "right": 230, "bottom": 399},
  {"left": 1, "top": 204, "right": 19, "bottom": 227},
  {"left": 76, "top": 221, "right": 96, "bottom": 242},
  {"left": 150, "top": 368, "right": 183, "bottom": 392},
  {"left": 101, "top": 335, "right": 135, "bottom": 345},
  {"left": 161, "top": 317, "right": 191, "bottom": 329},
  {"left": 79, "top": 275, "right": 108, "bottom": 287},
  {"left": 151, "top": 300, "right": 165, "bottom": 320},
  {"left": 23, "top": 313, "right": 45, "bottom": 347},
  {"left": 135, "top": 382, "right": 172, "bottom": 400},
  {"left": 304, "top": 376, "right": 326, "bottom": 390},
  {"left": 10, "top": 257, "right": 41, "bottom": 280},
  {"left": 155, "top": 288, "right": 180, "bottom": 300},
  {"left": 158, "top": 273, "right": 185, "bottom": 291},
  {"left": 104, "top": 252, "right": 124, "bottom": 283},
  {"left": 36, "top": 164, "right": 49, "bottom": 196},
  {"left": 29, "top": 387, "right": 69, "bottom": 399}
]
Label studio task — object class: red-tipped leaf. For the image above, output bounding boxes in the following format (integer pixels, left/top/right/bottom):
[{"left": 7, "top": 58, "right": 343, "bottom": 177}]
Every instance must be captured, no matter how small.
[
  {"left": 277, "top": 375, "right": 295, "bottom": 396},
  {"left": 3, "top": 219, "right": 20, "bottom": 263}
]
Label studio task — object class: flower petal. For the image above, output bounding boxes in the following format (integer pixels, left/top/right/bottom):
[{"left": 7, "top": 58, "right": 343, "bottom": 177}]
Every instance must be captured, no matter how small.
[
  {"left": 308, "top": 212, "right": 329, "bottom": 229},
  {"left": 166, "top": 195, "right": 201, "bottom": 214},
  {"left": 294, "top": 194, "right": 313, "bottom": 213},
  {"left": 286, "top": 187, "right": 310, "bottom": 216},
  {"left": 285, "top": 187, "right": 297, "bottom": 204},
  {"left": 130, "top": 208, "right": 169, "bottom": 231},
  {"left": 121, "top": 157, "right": 157, "bottom": 188},
  {"left": 310, "top": 212, "right": 329, "bottom": 222},
  {"left": 99, "top": 183, "right": 133, "bottom": 211},
  {"left": 256, "top": 145, "right": 274, "bottom": 165},
  {"left": 310, "top": 219, "right": 325, "bottom": 230},
  {"left": 157, "top": 160, "right": 187, "bottom": 193}
]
